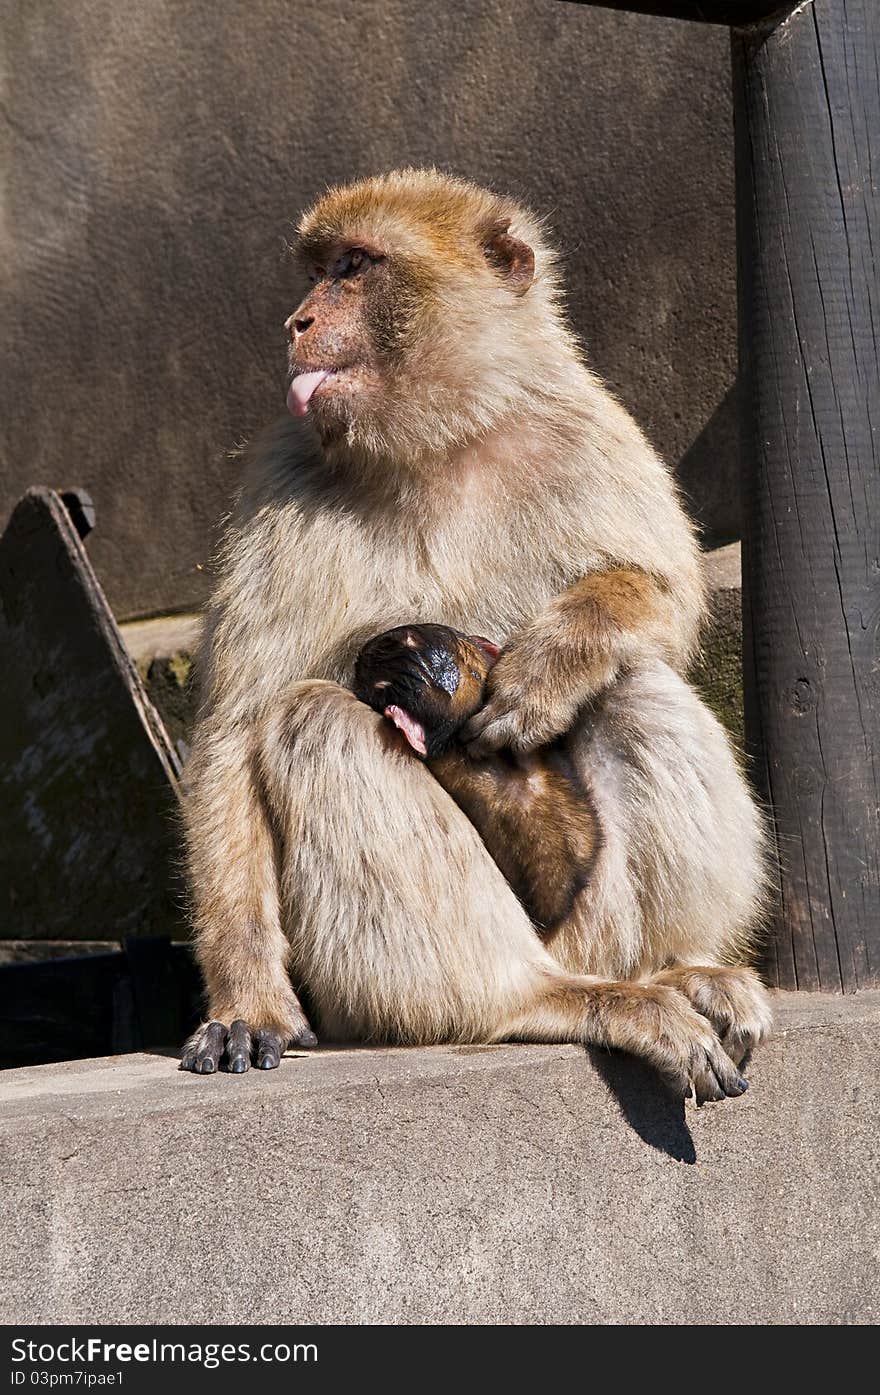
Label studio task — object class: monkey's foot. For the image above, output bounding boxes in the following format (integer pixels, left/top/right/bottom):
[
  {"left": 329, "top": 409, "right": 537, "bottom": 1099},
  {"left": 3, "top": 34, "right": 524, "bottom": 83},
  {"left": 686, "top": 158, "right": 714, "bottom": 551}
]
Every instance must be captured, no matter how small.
[
  {"left": 511, "top": 979, "right": 748, "bottom": 1105},
  {"left": 653, "top": 966, "right": 772, "bottom": 1068},
  {"left": 623, "top": 985, "right": 750, "bottom": 1106},
  {"left": 179, "top": 1018, "right": 318, "bottom": 1074}
]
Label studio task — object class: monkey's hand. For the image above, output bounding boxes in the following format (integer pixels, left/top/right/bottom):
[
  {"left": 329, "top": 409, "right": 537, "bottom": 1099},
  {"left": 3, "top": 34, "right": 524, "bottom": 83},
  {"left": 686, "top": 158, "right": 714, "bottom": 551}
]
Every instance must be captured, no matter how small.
[
  {"left": 462, "top": 568, "right": 666, "bottom": 756},
  {"left": 461, "top": 642, "right": 592, "bottom": 755}
]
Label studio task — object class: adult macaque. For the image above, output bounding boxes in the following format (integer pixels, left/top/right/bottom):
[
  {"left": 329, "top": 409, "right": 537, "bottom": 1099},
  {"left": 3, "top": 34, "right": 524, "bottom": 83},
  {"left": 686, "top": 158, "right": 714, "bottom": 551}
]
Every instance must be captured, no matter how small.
[
  {"left": 181, "top": 170, "right": 770, "bottom": 1101},
  {"left": 354, "top": 623, "right": 601, "bottom": 934}
]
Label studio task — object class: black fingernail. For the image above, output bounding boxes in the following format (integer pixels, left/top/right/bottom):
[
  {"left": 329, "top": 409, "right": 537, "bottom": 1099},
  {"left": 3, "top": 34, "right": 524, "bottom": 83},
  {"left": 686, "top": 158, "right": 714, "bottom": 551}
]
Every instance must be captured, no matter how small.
[
  {"left": 197, "top": 1058, "right": 216, "bottom": 1074},
  {"left": 229, "top": 1057, "right": 247, "bottom": 1073},
  {"left": 257, "top": 1053, "right": 279, "bottom": 1070},
  {"left": 299, "top": 1029, "right": 318, "bottom": 1047}
]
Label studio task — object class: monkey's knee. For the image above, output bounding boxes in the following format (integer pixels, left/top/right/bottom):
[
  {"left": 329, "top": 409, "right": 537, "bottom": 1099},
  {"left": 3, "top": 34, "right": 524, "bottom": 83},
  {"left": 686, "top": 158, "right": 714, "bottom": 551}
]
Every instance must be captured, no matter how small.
[
  {"left": 276, "top": 678, "right": 369, "bottom": 731},
  {"left": 262, "top": 677, "right": 432, "bottom": 798},
  {"left": 258, "top": 679, "right": 384, "bottom": 781},
  {"left": 268, "top": 678, "right": 383, "bottom": 747}
]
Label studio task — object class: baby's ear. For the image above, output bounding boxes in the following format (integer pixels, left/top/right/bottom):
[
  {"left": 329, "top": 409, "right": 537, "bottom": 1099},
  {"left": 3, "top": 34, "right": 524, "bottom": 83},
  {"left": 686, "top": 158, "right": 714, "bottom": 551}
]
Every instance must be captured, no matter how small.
[
  {"left": 468, "top": 636, "right": 501, "bottom": 667},
  {"left": 384, "top": 704, "right": 428, "bottom": 757}
]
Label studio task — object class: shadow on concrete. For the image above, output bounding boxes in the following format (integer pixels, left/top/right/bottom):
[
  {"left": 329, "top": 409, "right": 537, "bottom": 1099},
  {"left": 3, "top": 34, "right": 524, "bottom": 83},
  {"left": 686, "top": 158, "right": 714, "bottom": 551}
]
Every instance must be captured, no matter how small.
[{"left": 588, "top": 1047, "right": 697, "bottom": 1164}]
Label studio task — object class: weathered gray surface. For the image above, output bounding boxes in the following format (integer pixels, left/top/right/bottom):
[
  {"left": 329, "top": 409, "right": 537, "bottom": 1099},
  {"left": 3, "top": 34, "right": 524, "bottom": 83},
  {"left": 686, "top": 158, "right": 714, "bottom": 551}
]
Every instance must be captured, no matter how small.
[
  {"left": 691, "top": 585, "right": 744, "bottom": 744},
  {"left": 0, "top": 490, "right": 184, "bottom": 942},
  {"left": 702, "top": 539, "right": 741, "bottom": 591},
  {"left": 121, "top": 613, "right": 203, "bottom": 668},
  {"left": 4, "top": 991, "right": 877, "bottom": 1324},
  {"left": 570, "top": 2, "right": 790, "bottom": 21},
  {"left": 0, "top": 0, "right": 740, "bottom": 621}
]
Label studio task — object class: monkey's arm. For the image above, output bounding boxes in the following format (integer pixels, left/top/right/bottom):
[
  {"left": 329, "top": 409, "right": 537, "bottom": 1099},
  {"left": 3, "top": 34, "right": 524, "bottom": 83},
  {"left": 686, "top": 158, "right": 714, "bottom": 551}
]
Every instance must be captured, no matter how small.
[
  {"left": 180, "top": 715, "right": 317, "bottom": 1072},
  {"left": 463, "top": 567, "right": 672, "bottom": 755}
]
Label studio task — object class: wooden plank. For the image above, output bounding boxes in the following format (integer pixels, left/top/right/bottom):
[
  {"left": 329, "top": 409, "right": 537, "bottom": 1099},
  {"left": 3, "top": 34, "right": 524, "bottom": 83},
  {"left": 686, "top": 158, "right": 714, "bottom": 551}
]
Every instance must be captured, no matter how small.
[
  {"left": 733, "top": 0, "right": 880, "bottom": 990},
  {"left": 0, "top": 943, "right": 201, "bottom": 1068},
  {"left": 0, "top": 951, "right": 128, "bottom": 1067},
  {"left": 564, "top": 2, "right": 793, "bottom": 26},
  {"left": 0, "top": 488, "right": 185, "bottom": 941},
  {"left": 124, "top": 936, "right": 195, "bottom": 1048}
]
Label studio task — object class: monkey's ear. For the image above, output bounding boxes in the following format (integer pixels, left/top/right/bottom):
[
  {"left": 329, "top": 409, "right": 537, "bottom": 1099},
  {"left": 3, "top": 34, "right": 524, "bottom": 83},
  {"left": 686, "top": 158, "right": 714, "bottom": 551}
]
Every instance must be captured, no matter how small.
[
  {"left": 483, "top": 225, "right": 535, "bottom": 296},
  {"left": 469, "top": 636, "right": 501, "bottom": 666}
]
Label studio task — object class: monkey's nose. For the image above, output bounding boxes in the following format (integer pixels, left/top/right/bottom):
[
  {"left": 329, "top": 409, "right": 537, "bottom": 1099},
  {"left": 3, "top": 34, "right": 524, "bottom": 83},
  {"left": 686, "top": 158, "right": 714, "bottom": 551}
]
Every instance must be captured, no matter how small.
[{"left": 285, "top": 313, "right": 314, "bottom": 341}]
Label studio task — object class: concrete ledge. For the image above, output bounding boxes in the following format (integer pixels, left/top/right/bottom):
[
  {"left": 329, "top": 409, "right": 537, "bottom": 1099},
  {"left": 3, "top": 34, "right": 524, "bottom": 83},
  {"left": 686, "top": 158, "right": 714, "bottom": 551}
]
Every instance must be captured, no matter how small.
[
  {"left": 4, "top": 990, "right": 878, "bottom": 1324},
  {"left": 120, "top": 612, "right": 203, "bottom": 667}
]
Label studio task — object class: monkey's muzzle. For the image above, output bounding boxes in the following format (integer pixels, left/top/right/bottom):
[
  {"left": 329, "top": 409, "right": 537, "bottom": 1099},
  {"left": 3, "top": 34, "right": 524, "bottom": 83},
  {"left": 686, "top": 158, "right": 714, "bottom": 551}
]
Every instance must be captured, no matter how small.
[{"left": 287, "top": 369, "right": 332, "bottom": 416}]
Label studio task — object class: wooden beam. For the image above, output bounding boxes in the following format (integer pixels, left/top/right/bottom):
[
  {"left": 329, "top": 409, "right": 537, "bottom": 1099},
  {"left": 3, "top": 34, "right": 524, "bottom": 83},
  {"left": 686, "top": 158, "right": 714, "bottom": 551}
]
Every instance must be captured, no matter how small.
[
  {"left": 564, "top": 2, "right": 794, "bottom": 26},
  {"left": 0, "top": 489, "right": 185, "bottom": 943},
  {"left": 733, "top": 0, "right": 880, "bottom": 991}
]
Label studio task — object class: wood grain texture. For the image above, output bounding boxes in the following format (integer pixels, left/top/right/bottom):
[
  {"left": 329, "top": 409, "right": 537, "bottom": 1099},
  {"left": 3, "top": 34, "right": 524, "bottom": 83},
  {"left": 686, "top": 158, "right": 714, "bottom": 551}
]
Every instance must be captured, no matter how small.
[
  {"left": 0, "top": 941, "right": 200, "bottom": 1068},
  {"left": 566, "top": 2, "right": 794, "bottom": 26},
  {"left": 0, "top": 489, "right": 185, "bottom": 942},
  {"left": 734, "top": 0, "right": 880, "bottom": 990}
]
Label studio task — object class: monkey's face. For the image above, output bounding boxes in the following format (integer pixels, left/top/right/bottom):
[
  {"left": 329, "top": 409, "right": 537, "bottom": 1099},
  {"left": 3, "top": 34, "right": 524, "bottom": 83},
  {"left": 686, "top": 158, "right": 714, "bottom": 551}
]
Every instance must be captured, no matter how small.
[
  {"left": 285, "top": 244, "right": 391, "bottom": 432},
  {"left": 285, "top": 171, "right": 545, "bottom": 459},
  {"left": 353, "top": 625, "right": 499, "bottom": 758}
]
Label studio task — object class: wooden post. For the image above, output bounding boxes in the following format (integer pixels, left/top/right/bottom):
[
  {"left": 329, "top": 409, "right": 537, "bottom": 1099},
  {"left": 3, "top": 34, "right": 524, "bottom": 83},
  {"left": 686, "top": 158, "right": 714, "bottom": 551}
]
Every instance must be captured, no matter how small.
[{"left": 733, "top": 0, "right": 880, "bottom": 991}]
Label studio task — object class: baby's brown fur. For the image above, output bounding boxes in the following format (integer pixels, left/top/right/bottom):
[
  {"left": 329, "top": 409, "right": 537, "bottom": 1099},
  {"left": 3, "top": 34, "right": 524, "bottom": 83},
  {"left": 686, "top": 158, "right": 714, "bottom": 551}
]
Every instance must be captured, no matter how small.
[{"left": 354, "top": 624, "right": 601, "bottom": 933}]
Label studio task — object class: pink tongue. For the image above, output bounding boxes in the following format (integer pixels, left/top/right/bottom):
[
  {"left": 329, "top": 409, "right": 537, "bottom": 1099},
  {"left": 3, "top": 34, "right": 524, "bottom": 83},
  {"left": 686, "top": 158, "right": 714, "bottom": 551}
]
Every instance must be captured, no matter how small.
[
  {"left": 287, "top": 370, "right": 330, "bottom": 416},
  {"left": 385, "top": 705, "right": 428, "bottom": 756}
]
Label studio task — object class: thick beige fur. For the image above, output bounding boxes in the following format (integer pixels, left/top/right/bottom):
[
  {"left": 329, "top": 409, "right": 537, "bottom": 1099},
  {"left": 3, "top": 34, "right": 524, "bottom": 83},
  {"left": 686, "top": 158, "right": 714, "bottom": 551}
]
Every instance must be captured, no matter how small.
[{"left": 182, "top": 169, "right": 771, "bottom": 1097}]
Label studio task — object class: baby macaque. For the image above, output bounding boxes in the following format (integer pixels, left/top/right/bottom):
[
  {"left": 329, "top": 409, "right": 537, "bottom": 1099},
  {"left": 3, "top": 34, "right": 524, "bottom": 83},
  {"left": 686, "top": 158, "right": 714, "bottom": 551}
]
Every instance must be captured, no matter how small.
[{"left": 354, "top": 624, "right": 601, "bottom": 935}]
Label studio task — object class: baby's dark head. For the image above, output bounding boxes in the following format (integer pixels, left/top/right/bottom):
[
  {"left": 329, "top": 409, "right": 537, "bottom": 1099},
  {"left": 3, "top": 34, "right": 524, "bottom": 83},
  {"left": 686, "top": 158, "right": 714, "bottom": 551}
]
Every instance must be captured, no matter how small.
[{"left": 354, "top": 624, "right": 499, "bottom": 757}]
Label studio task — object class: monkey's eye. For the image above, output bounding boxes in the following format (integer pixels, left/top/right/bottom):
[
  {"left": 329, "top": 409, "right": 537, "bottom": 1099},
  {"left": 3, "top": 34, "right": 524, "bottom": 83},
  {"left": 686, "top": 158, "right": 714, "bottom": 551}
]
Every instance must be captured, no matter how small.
[{"left": 329, "top": 247, "right": 373, "bottom": 280}]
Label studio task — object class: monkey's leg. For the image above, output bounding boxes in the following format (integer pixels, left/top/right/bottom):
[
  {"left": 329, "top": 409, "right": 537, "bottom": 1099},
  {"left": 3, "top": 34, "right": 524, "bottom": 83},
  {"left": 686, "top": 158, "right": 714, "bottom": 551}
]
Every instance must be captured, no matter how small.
[
  {"left": 255, "top": 679, "right": 553, "bottom": 1046},
  {"left": 429, "top": 747, "right": 598, "bottom": 932},
  {"left": 180, "top": 717, "right": 317, "bottom": 1074},
  {"left": 650, "top": 965, "right": 772, "bottom": 1067},
  {"left": 555, "top": 660, "right": 772, "bottom": 1064},
  {"left": 256, "top": 681, "right": 744, "bottom": 1100},
  {"left": 495, "top": 975, "right": 749, "bottom": 1105}
]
